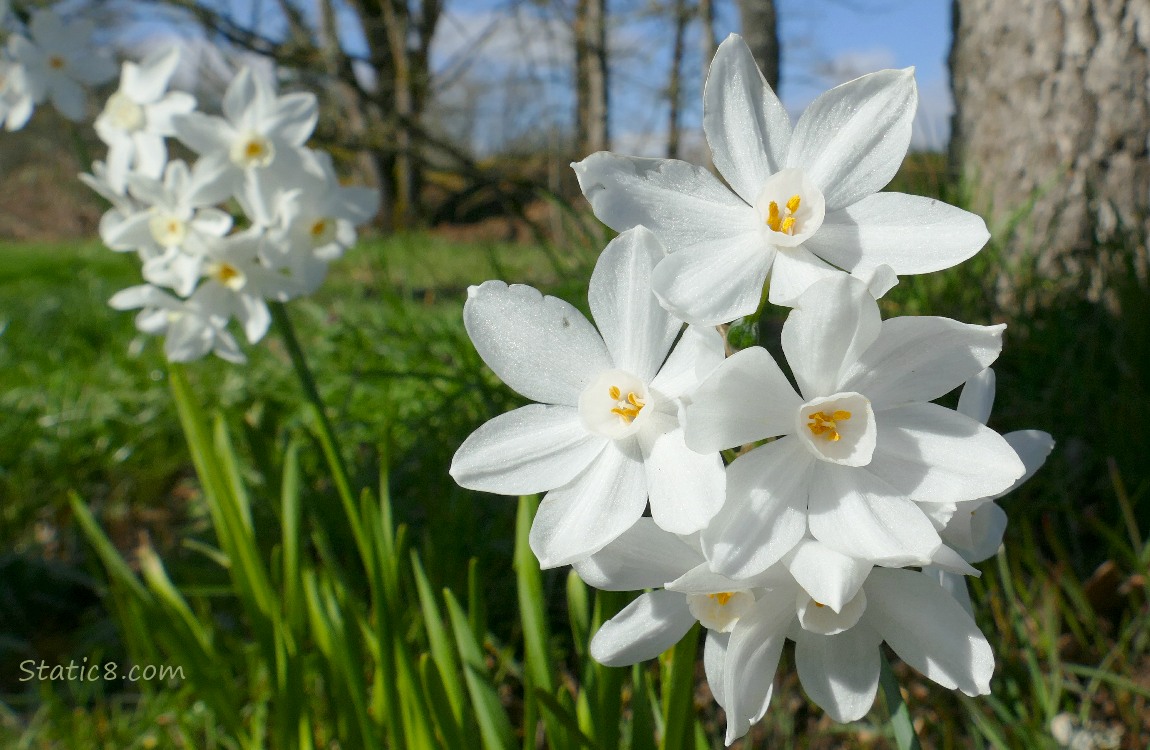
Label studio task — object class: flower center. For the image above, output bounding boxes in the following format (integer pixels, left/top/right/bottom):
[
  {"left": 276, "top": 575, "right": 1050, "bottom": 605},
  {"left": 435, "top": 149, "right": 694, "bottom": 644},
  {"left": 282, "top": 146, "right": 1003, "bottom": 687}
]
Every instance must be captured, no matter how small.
[
  {"left": 208, "top": 261, "right": 246, "bottom": 290},
  {"left": 766, "top": 194, "right": 802, "bottom": 235},
  {"left": 48, "top": 55, "right": 66, "bottom": 71},
  {"left": 807, "top": 410, "right": 852, "bottom": 441},
  {"left": 148, "top": 213, "right": 188, "bottom": 248},
  {"left": 796, "top": 589, "right": 867, "bottom": 636},
  {"left": 230, "top": 133, "right": 275, "bottom": 168},
  {"left": 103, "top": 91, "right": 145, "bottom": 132},
  {"left": 308, "top": 217, "right": 336, "bottom": 245},
  {"left": 578, "top": 369, "right": 651, "bottom": 439},
  {"left": 686, "top": 590, "right": 754, "bottom": 633}
]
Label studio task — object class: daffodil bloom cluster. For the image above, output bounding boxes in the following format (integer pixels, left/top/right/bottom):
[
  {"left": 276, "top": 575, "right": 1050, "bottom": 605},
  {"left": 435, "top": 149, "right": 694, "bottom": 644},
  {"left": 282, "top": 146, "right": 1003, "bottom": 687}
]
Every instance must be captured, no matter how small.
[
  {"left": 81, "top": 55, "right": 378, "bottom": 363},
  {"left": 453, "top": 34, "right": 1053, "bottom": 743}
]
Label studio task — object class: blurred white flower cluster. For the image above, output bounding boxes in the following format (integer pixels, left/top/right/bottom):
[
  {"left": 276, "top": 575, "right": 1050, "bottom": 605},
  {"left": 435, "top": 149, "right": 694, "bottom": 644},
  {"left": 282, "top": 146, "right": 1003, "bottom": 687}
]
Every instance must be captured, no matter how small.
[
  {"left": 44, "top": 41, "right": 380, "bottom": 363},
  {"left": 452, "top": 35, "right": 1055, "bottom": 743}
]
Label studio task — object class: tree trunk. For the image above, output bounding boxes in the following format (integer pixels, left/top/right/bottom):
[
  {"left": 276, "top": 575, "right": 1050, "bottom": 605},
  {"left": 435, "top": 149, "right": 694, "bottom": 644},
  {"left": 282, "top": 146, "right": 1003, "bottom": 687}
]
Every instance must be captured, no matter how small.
[
  {"left": 949, "top": 0, "right": 1150, "bottom": 296},
  {"left": 736, "top": 0, "right": 779, "bottom": 91},
  {"left": 575, "top": 0, "right": 609, "bottom": 155},
  {"left": 666, "top": 0, "right": 689, "bottom": 159}
]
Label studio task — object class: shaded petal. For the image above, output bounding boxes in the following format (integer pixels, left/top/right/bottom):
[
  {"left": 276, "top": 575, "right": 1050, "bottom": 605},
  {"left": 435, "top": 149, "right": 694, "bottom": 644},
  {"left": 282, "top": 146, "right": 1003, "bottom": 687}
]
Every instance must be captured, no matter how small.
[
  {"left": 464, "top": 281, "right": 610, "bottom": 406},
  {"left": 785, "top": 68, "right": 916, "bottom": 212},
  {"left": 839, "top": 317, "right": 1004, "bottom": 410},
  {"left": 803, "top": 193, "right": 990, "bottom": 275},
  {"left": 704, "top": 34, "right": 791, "bottom": 204},
  {"left": 782, "top": 275, "right": 881, "bottom": 399},
  {"left": 650, "top": 234, "right": 773, "bottom": 326},
  {"left": 998, "top": 430, "right": 1055, "bottom": 496},
  {"left": 649, "top": 325, "right": 726, "bottom": 401},
  {"left": 808, "top": 463, "right": 941, "bottom": 565},
  {"left": 530, "top": 439, "right": 648, "bottom": 568},
  {"left": 589, "top": 227, "right": 680, "bottom": 381},
  {"left": 684, "top": 346, "right": 801, "bottom": 452},
  {"left": 864, "top": 568, "right": 994, "bottom": 695},
  {"left": 704, "top": 630, "right": 732, "bottom": 710},
  {"left": 701, "top": 437, "right": 813, "bottom": 579},
  {"left": 784, "top": 538, "right": 871, "bottom": 612},
  {"left": 639, "top": 412, "right": 726, "bottom": 534},
  {"left": 957, "top": 368, "right": 996, "bottom": 425},
  {"left": 794, "top": 623, "right": 882, "bottom": 722},
  {"left": 589, "top": 590, "right": 696, "bottom": 667},
  {"left": 124, "top": 47, "right": 180, "bottom": 102},
  {"left": 767, "top": 245, "right": 843, "bottom": 306},
  {"left": 866, "top": 403, "right": 1025, "bottom": 505},
  {"left": 172, "top": 111, "right": 231, "bottom": 155},
  {"left": 450, "top": 404, "right": 606, "bottom": 495},
  {"left": 722, "top": 593, "right": 794, "bottom": 744},
  {"left": 572, "top": 152, "right": 753, "bottom": 251},
  {"left": 573, "top": 518, "right": 703, "bottom": 591},
  {"left": 929, "top": 566, "right": 975, "bottom": 619},
  {"left": 223, "top": 67, "right": 257, "bottom": 123},
  {"left": 266, "top": 92, "right": 319, "bottom": 145}
]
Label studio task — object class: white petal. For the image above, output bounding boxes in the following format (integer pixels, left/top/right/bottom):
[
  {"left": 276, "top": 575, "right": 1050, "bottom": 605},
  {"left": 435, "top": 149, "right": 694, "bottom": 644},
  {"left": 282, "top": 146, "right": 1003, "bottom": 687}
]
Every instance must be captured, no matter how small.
[
  {"left": 803, "top": 193, "right": 990, "bottom": 275},
  {"left": 589, "top": 227, "right": 680, "bottom": 381},
  {"left": 999, "top": 430, "right": 1055, "bottom": 495},
  {"left": 124, "top": 47, "right": 180, "bottom": 102},
  {"left": 529, "top": 439, "right": 648, "bottom": 568},
  {"left": 450, "top": 404, "right": 606, "bottom": 494},
  {"left": 172, "top": 111, "right": 231, "bottom": 155},
  {"left": 684, "top": 346, "right": 801, "bottom": 452},
  {"left": 784, "top": 538, "right": 871, "bottom": 613},
  {"left": 589, "top": 590, "right": 696, "bottom": 667},
  {"left": 722, "top": 594, "right": 794, "bottom": 744},
  {"left": 639, "top": 413, "right": 725, "bottom": 534},
  {"left": 766, "top": 245, "right": 843, "bottom": 306},
  {"left": 464, "top": 281, "right": 610, "bottom": 406},
  {"left": 665, "top": 562, "right": 768, "bottom": 595},
  {"left": 965, "top": 501, "right": 1008, "bottom": 562},
  {"left": 785, "top": 68, "right": 916, "bottom": 212},
  {"left": 864, "top": 568, "right": 994, "bottom": 695},
  {"left": 867, "top": 403, "right": 1025, "bottom": 504},
  {"left": 782, "top": 275, "right": 881, "bottom": 399},
  {"left": 572, "top": 153, "right": 753, "bottom": 252},
  {"left": 650, "top": 234, "right": 773, "bottom": 327},
  {"left": 930, "top": 543, "right": 981, "bottom": 576},
  {"left": 236, "top": 294, "right": 270, "bottom": 343},
  {"left": 222, "top": 67, "right": 257, "bottom": 123},
  {"left": 928, "top": 567, "right": 975, "bottom": 619},
  {"left": 808, "top": 463, "right": 941, "bottom": 565},
  {"left": 572, "top": 518, "right": 703, "bottom": 591},
  {"left": 794, "top": 624, "right": 882, "bottom": 723},
  {"left": 957, "top": 368, "right": 996, "bottom": 425},
  {"left": 266, "top": 91, "right": 319, "bottom": 145},
  {"left": 839, "top": 317, "right": 1005, "bottom": 410},
  {"left": 701, "top": 437, "right": 813, "bottom": 579},
  {"left": 704, "top": 630, "right": 732, "bottom": 710},
  {"left": 649, "top": 325, "right": 726, "bottom": 401},
  {"left": 704, "top": 34, "right": 791, "bottom": 204},
  {"left": 50, "top": 76, "right": 86, "bottom": 121},
  {"left": 146, "top": 92, "right": 197, "bottom": 135}
]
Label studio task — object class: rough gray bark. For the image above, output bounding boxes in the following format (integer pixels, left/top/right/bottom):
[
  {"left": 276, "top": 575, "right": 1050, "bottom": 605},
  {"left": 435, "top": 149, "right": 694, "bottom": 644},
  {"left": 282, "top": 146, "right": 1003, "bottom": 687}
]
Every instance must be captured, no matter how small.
[
  {"left": 737, "top": 0, "right": 779, "bottom": 91},
  {"left": 949, "top": 0, "right": 1150, "bottom": 292},
  {"left": 575, "top": 0, "right": 609, "bottom": 154}
]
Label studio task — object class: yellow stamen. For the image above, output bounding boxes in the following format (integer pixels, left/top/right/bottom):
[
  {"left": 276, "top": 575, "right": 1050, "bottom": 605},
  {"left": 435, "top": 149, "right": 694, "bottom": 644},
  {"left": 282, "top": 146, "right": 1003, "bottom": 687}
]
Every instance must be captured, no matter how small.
[
  {"left": 807, "top": 410, "right": 852, "bottom": 442},
  {"left": 309, "top": 219, "right": 328, "bottom": 237},
  {"left": 709, "top": 592, "right": 733, "bottom": 606},
  {"left": 245, "top": 140, "right": 265, "bottom": 158},
  {"left": 608, "top": 385, "right": 621, "bottom": 400},
  {"left": 48, "top": 55, "right": 66, "bottom": 70},
  {"left": 766, "top": 193, "right": 804, "bottom": 235},
  {"left": 813, "top": 601, "right": 825, "bottom": 608},
  {"left": 786, "top": 194, "right": 801, "bottom": 213},
  {"left": 215, "top": 263, "right": 241, "bottom": 285},
  {"left": 780, "top": 216, "right": 796, "bottom": 235},
  {"left": 766, "top": 201, "right": 781, "bottom": 232},
  {"left": 608, "top": 386, "right": 645, "bottom": 423}
]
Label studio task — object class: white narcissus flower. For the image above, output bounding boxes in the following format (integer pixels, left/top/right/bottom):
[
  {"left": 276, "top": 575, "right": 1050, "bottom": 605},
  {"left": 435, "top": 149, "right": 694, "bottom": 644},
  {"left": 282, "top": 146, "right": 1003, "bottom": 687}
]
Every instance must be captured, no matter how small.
[
  {"left": 578, "top": 523, "right": 993, "bottom": 745},
  {"left": 573, "top": 34, "right": 989, "bottom": 324},
  {"left": 5, "top": 9, "right": 115, "bottom": 121},
  {"left": 102, "top": 159, "right": 234, "bottom": 295},
  {"left": 109, "top": 284, "right": 244, "bottom": 364},
  {"left": 171, "top": 66, "right": 319, "bottom": 200},
  {"left": 95, "top": 47, "right": 197, "bottom": 193},
  {"left": 684, "top": 274, "right": 1026, "bottom": 578},
  {"left": 450, "top": 227, "right": 727, "bottom": 568}
]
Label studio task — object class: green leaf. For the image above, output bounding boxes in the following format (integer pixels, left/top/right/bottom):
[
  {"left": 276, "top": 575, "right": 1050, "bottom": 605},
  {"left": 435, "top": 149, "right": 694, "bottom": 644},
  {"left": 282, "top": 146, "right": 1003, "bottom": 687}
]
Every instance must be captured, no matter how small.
[{"left": 445, "top": 590, "right": 515, "bottom": 750}]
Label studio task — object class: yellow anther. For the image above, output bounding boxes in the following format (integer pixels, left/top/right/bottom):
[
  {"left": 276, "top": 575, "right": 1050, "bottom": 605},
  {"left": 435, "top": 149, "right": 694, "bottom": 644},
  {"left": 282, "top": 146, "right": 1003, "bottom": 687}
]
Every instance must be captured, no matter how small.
[
  {"left": 48, "top": 55, "right": 65, "bottom": 70},
  {"left": 309, "top": 219, "right": 328, "bottom": 237},
  {"left": 245, "top": 140, "right": 265, "bottom": 158},
  {"left": 766, "top": 201, "right": 781, "bottom": 232},
  {"left": 215, "top": 263, "right": 241, "bottom": 285},
  {"left": 709, "top": 592, "right": 733, "bottom": 606},
  {"left": 608, "top": 385, "right": 645, "bottom": 423},
  {"left": 766, "top": 193, "right": 804, "bottom": 235},
  {"left": 786, "top": 194, "right": 802, "bottom": 213},
  {"left": 626, "top": 392, "right": 641, "bottom": 407},
  {"left": 813, "top": 601, "right": 825, "bottom": 609},
  {"left": 807, "top": 410, "right": 852, "bottom": 442},
  {"left": 608, "top": 385, "right": 621, "bottom": 400},
  {"left": 780, "top": 216, "right": 796, "bottom": 235}
]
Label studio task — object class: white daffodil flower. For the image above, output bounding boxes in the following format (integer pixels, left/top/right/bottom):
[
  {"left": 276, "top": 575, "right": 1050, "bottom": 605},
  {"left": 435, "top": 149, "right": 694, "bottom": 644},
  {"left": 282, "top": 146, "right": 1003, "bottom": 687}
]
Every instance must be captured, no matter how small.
[
  {"left": 573, "top": 34, "right": 989, "bottom": 324},
  {"left": 5, "top": 9, "right": 115, "bottom": 121},
  {"left": 102, "top": 159, "right": 234, "bottom": 295},
  {"left": 684, "top": 274, "right": 1026, "bottom": 578},
  {"left": 109, "top": 284, "right": 244, "bottom": 364},
  {"left": 450, "top": 227, "right": 727, "bottom": 568},
  {"left": 578, "top": 523, "right": 993, "bottom": 744},
  {"left": 95, "top": 47, "right": 197, "bottom": 193},
  {"left": 929, "top": 368, "right": 1054, "bottom": 614},
  {"left": 171, "top": 66, "right": 319, "bottom": 200},
  {"left": 80, "top": 160, "right": 142, "bottom": 249}
]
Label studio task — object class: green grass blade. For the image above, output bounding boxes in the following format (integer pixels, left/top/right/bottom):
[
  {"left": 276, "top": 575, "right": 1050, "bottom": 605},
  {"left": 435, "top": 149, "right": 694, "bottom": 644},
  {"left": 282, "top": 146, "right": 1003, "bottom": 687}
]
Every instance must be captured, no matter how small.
[
  {"left": 659, "top": 624, "right": 700, "bottom": 750},
  {"left": 445, "top": 590, "right": 516, "bottom": 750}
]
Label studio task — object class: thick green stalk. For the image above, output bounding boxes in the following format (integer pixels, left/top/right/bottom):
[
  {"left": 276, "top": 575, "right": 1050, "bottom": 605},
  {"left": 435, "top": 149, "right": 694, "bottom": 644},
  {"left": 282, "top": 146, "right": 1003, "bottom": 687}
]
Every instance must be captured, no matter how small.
[{"left": 880, "top": 655, "right": 922, "bottom": 750}]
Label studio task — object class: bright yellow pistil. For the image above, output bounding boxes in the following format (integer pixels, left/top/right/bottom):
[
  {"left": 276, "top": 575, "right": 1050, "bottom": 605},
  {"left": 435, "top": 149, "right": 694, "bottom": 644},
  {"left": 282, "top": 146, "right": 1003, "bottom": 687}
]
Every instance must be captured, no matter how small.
[
  {"left": 709, "top": 592, "right": 733, "bottom": 606},
  {"left": 766, "top": 193, "right": 802, "bottom": 235},
  {"left": 807, "top": 410, "right": 852, "bottom": 442},
  {"left": 608, "top": 385, "right": 645, "bottom": 423}
]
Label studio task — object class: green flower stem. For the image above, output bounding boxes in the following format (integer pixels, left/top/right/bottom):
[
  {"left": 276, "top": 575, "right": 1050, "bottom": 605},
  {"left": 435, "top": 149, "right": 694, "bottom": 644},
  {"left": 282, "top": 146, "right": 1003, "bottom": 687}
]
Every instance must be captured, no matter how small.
[
  {"left": 880, "top": 654, "right": 922, "bottom": 750},
  {"left": 270, "top": 301, "right": 369, "bottom": 562}
]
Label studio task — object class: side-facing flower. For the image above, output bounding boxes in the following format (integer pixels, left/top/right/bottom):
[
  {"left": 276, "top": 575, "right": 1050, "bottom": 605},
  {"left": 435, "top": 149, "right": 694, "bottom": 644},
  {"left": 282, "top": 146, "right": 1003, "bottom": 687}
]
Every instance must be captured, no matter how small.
[
  {"left": 450, "top": 227, "right": 726, "bottom": 567},
  {"left": 684, "top": 274, "right": 1025, "bottom": 578},
  {"left": 95, "top": 47, "right": 197, "bottom": 193},
  {"left": 573, "top": 34, "right": 988, "bottom": 324},
  {"left": 5, "top": 9, "right": 115, "bottom": 121},
  {"left": 109, "top": 284, "right": 244, "bottom": 363},
  {"left": 171, "top": 66, "right": 319, "bottom": 200},
  {"left": 578, "top": 522, "right": 993, "bottom": 745}
]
